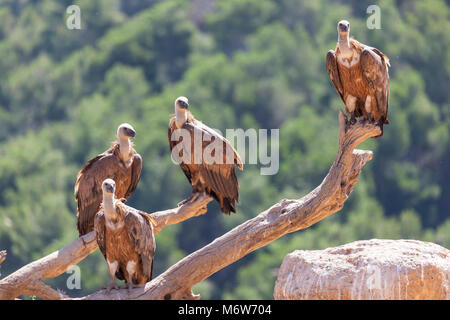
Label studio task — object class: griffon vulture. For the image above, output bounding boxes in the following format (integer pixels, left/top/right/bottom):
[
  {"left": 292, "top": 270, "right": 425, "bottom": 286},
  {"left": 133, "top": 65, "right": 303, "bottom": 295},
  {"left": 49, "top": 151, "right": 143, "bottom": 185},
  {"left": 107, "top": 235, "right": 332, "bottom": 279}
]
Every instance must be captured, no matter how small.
[
  {"left": 75, "top": 123, "right": 142, "bottom": 236},
  {"left": 94, "top": 179, "right": 156, "bottom": 293},
  {"left": 168, "top": 96, "right": 243, "bottom": 214},
  {"left": 326, "top": 20, "right": 390, "bottom": 136}
]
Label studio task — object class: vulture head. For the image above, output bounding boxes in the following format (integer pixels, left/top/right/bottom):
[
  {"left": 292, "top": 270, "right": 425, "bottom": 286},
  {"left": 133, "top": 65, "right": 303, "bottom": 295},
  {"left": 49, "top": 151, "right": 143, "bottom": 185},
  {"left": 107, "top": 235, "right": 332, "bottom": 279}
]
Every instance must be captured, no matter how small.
[
  {"left": 102, "top": 178, "right": 116, "bottom": 195},
  {"left": 175, "top": 96, "right": 189, "bottom": 111},
  {"left": 117, "top": 123, "right": 136, "bottom": 140},
  {"left": 337, "top": 20, "right": 350, "bottom": 36},
  {"left": 174, "top": 96, "right": 189, "bottom": 128}
]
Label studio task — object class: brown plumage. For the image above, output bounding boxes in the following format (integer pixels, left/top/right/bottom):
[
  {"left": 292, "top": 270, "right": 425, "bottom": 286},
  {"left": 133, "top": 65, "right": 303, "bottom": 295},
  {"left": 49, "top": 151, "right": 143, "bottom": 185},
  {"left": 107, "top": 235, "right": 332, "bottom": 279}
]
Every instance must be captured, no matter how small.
[
  {"left": 168, "top": 97, "right": 243, "bottom": 214},
  {"left": 326, "top": 20, "right": 390, "bottom": 137},
  {"left": 94, "top": 179, "right": 156, "bottom": 293},
  {"left": 74, "top": 123, "right": 142, "bottom": 236}
]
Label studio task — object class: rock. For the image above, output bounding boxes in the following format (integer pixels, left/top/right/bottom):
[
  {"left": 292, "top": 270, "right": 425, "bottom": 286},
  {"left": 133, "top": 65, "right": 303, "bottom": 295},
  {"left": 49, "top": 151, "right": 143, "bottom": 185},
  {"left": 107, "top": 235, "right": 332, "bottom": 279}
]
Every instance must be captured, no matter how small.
[{"left": 274, "top": 239, "right": 450, "bottom": 300}]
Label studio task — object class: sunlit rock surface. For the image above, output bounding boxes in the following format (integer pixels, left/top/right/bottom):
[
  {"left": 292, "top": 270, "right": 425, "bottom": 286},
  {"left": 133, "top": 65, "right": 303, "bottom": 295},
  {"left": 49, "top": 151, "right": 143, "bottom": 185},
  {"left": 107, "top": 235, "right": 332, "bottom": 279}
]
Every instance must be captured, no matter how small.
[{"left": 274, "top": 239, "right": 450, "bottom": 300}]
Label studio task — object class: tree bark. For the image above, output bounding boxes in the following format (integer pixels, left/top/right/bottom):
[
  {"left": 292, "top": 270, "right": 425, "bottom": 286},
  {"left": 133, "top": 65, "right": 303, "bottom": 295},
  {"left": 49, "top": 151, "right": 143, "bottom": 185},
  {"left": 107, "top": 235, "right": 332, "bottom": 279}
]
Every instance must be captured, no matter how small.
[{"left": 0, "top": 112, "right": 381, "bottom": 300}]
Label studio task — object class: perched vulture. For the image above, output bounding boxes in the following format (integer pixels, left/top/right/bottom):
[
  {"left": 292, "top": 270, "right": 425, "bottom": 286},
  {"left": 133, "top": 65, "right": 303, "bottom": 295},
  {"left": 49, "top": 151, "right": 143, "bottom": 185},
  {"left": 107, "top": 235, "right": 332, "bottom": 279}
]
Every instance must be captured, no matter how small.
[
  {"left": 326, "top": 20, "right": 390, "bottom": 136},
  {"left": 168, "top": 96, "right": 243, "bottom": 214},
  {"left": 94, "top": 179, "right": 156, "bottom": 293},
  {"left": 74, "top": 123, "right": 142, "bottom": 236}
]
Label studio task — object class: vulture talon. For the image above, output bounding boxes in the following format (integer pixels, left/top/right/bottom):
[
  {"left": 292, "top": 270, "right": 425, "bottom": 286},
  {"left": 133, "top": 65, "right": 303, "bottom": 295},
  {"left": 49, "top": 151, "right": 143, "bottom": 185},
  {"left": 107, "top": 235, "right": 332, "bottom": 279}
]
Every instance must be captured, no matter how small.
[
  {"left": 105, "top": 282, "right": 119, "bottom": 294},
  {"left": 350, "top": 113, "right": 357, "bottom": 125},
  {"left": 127, "top": 282, "right": 144, "bottom": 293},
  {"left": 189, "top": 192, "right": 200, "bottom": 203},
  {"left": 177, "top": 198, "right": 188, "bottom": 207}
]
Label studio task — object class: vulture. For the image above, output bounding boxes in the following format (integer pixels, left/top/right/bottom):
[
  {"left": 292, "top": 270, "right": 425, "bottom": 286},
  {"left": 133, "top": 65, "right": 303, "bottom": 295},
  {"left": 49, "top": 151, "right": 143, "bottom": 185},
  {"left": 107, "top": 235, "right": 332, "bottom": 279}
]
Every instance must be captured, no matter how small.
[
  {"left": 326, "top": 20, "right": 390, "bottom": 136},
  {"left": 168, "top": 96, "right": 243, "bottom": 214},
  {"left": 74, "top": 123, "right": 142, "bottom": 236},
  {"left": 94, "top": 179, "right": 156, "bottom": 293}
]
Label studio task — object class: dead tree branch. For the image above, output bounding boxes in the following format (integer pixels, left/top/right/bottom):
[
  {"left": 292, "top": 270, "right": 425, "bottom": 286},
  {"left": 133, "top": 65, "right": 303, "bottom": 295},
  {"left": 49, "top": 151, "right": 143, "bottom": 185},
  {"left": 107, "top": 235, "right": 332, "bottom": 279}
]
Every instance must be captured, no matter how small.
[{"left": 0, "top": 111, "right": 380, "bottom": 300}]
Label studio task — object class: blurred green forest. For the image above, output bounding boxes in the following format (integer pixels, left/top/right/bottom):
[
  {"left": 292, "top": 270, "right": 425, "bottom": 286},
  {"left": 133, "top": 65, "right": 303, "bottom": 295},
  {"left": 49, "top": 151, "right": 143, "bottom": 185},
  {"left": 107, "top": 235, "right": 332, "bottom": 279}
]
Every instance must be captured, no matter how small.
[{"left": 0, "top": 0, "right": 449, "bottom": 299}]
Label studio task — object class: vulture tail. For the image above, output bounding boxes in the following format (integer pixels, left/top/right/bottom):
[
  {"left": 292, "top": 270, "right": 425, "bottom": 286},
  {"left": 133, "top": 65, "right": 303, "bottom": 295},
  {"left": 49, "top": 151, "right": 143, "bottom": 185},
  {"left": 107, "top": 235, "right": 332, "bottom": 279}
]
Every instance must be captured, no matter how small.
[{"left": 220, "top": 197, "right": 236, "bottom": 215}]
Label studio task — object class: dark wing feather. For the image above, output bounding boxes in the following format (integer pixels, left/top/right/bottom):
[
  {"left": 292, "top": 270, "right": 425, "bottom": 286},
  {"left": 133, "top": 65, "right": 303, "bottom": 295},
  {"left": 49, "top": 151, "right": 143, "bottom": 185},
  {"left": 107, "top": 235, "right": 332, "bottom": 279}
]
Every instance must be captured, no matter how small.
[
  {"left": 168, "top": 119, "right": 193, "bottom": 184},
  {"left": 360, "top": 47, "right": 390, "bottom": 124},
  {"left": 124, "top": 153, "right": 142, "bottom": 199},
  {"left": 194, "top": 120, "right": 243, "bottom": 170},
  {"left": 93, "top": 211, "right": 107, "bottom": 260},
  {"left": 191, "top": 120, "right": 241, "bottom": 214},
  {"left": 326, "top": 50, "right": 345, "bottom": 104},
  {"left": 124, "top": 208, "right": 156, "bottom": 281},
  {"left": 75, "top": 149, "right": 120, "bottom": 236}
]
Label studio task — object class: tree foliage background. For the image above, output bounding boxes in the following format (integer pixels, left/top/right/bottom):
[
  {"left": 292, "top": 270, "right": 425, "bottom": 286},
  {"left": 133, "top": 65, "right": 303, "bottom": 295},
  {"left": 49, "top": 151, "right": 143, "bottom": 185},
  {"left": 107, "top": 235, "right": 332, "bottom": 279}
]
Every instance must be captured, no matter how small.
[{"left": 0, "top": 0, "right": 448, "bottom": 299}]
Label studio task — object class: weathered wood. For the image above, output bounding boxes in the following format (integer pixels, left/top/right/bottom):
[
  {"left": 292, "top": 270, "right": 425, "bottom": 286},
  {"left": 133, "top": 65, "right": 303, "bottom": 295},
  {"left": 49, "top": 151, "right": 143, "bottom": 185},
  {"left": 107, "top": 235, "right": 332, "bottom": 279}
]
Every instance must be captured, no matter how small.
[{"left": 0, "top": 113, "right": 381, "bottom": 300}]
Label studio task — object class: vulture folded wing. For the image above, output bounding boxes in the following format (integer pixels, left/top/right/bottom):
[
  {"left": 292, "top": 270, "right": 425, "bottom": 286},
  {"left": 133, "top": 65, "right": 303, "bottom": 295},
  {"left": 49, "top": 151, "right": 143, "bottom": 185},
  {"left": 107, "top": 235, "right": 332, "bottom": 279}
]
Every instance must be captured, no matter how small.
[
  {"left": 326, "top": 50, "right": 345, "bottom": 104},
  {"left": 94, "top": 211, "right": 107, "bottom": 260},
  {"left": 124, "top": 153, "right": 142, "bottom": 199},
  {"left": 199, "top": 163, "right": 239, "bottom": 200},
  {"left": 75, "top": 150, "right": 121, "bottom": 235},
  {"left": 124, "top": 208, "right": 156, "bottom": 281},
  {"left": 194, "top": 119, "right": 243, "bottom": 170},
  {"left": 193, "top": 120, "right": 241, "bottom": 213},
  {"left": 168, "top": 121, "right": 193, "bottom": 184},
  {"left": 360, "top": 48, "right": 390, "bottom": 123}
]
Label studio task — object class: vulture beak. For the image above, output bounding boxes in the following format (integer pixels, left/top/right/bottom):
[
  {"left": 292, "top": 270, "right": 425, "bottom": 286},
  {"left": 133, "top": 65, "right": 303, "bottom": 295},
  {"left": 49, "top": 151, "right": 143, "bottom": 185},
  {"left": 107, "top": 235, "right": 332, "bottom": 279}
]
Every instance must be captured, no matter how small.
[
  {"left": 178, "top": 100, "right": 189, "bottom": 109},
  {"left": 127, "top": 128, "right": 136, "bottom": 138},
  {"left": 106, "top": 184, "right": 115, "bottom": 194},
  {"left": 338, "top": 20, "right": 350, "bottom": 33},
  {"left": 339, "top": 24, "right": 348, "bottom": 32}
]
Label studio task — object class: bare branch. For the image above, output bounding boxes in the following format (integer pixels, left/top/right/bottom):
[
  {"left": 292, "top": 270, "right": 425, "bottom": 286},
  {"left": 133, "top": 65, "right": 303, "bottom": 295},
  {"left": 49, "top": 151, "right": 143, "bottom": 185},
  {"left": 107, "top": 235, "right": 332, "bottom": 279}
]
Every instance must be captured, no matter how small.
[{"left": 152, "top": 193, "right": 213, "bottom": 234}]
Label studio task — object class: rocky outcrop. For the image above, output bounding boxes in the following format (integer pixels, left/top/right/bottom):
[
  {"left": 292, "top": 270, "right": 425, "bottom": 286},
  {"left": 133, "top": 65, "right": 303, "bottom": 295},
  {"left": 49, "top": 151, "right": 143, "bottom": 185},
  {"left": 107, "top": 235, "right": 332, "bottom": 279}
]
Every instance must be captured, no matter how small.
[{"left": 274, "top": 239, "right": 450, "bottom": 300}]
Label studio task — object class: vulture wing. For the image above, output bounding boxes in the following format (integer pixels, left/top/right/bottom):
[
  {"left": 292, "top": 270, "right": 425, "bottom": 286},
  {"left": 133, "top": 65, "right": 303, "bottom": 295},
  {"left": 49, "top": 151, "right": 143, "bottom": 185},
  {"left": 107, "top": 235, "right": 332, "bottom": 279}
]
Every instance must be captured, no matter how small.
[
  {"left": 360, "top": 47, "right": 390, "bottom": 125},
  {"left": 124, "top": 205, "right": 156, "bottom": 281},
  {"left": 93, "top": 209, "right": 126, "bottom": 281},
  {"left": 326, "top": 50, "right": 345, "bottom": 104},
  {"left": 168, "top": 119, "right": 193, "bottom": 184},
  {"left": 189, "top": 119, "right": 242, "bottom": 214},
  {"left": 94, "top": 211, "right": 107, "bottom": 261},
  {"left": 74, "top": 148, "right": 121, "bottom": 236},
  {"left": 124, "top": 153, "right": 142, "bottom": 199}
]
